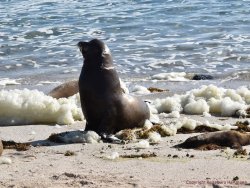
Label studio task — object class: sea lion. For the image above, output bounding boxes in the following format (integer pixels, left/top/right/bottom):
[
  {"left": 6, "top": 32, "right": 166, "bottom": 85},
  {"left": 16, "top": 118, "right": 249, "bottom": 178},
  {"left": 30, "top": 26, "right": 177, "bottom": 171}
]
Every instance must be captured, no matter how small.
[
  {"left": 176, "top": 130, "right": 250, "bottom": 149},
  {"left": 0, "top": 140, "right": 3, "bottom": 156},
  {"left": 48, "top": 80, "right": 79, "bottom": 99},
  {"left": 192, "top": 74, "right": 213, "bottom": 80},
  {"left": 78, "top": 39, "right": 150, "bottom": 135}
]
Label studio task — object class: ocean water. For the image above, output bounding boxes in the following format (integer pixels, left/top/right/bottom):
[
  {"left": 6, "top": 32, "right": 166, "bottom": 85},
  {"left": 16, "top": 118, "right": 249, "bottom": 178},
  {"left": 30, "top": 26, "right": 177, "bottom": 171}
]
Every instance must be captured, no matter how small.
[{"left": 0, "top": 0, "right": 250, "bottom": 83}]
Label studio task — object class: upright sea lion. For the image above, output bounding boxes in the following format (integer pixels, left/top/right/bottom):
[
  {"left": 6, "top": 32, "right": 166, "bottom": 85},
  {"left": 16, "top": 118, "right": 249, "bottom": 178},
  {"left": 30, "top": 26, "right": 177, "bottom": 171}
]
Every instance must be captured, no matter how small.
[
  {"left": 78, "top": 39, "right": 150, "bottom": 135},
  {"left": 176, "top": 130, "right": 250, "bottom": 149}
]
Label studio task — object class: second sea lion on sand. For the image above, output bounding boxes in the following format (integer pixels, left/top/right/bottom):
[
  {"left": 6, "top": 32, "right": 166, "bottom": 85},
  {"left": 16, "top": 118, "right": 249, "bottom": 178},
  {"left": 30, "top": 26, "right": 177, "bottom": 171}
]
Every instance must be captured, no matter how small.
[
  {"left": 176, "top": 130, "right": 250, "bottom": 149},
  {"left": 48, "top": 80, "right": 79, "bottom": 99},
  {"left": 78, "top": 39, "right": 150, "bottom": 136}
]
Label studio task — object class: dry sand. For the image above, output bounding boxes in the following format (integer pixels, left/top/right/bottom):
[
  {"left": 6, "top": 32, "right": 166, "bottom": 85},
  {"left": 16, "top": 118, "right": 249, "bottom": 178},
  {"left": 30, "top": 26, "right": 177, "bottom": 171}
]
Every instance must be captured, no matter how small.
[{"left": 0, "top": 115, "right": 250, "bottom": 188}]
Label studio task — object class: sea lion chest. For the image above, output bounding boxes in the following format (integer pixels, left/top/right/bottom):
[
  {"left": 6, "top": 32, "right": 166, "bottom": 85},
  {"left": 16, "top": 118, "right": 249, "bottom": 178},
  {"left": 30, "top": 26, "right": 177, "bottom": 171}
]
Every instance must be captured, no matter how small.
[{"left": 79, "top": 66, "right": 121, "bottom": 119}]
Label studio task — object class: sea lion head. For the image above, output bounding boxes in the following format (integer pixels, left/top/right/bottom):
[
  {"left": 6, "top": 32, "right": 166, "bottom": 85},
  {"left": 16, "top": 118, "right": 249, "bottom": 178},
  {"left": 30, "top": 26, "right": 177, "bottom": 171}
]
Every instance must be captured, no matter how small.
[{"left": 78, "top": 39, "right": 112, "bottom": 65}]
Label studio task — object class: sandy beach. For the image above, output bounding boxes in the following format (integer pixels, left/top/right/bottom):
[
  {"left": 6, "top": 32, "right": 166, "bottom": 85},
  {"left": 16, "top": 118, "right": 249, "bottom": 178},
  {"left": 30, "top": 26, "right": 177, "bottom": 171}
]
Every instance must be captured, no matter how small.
[{"left": 1, "top": 82, "right": 250, "bottom": 188}]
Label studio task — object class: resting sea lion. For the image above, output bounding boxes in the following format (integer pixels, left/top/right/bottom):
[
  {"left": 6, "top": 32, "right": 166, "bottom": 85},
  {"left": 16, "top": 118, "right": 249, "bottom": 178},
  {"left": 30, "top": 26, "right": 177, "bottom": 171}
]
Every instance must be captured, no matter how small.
[
  {"left": 48, "top": 80, "right": 79, "bottom": 99},
  {"left": 176, "top": 130, "right": 250, "bottom": 149},
  {"left": 192, "top": 74, "right": 213, "bottom": 80},
  {"left": 78, "top": 39, "right": 150, "bottom": 135}
]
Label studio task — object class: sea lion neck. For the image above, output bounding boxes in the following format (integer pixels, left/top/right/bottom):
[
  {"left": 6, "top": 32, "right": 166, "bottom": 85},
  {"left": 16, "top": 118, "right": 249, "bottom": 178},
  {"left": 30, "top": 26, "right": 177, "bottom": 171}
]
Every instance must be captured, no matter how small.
[{"left": 83, "top": 55, "right": 113, "bottom": 70}]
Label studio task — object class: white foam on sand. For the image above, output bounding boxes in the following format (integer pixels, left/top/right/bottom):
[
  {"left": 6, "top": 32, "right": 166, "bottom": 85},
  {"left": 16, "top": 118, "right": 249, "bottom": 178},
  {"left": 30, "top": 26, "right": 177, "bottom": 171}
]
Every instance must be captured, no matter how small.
[
  {"left": 105, "top": 152, "right": 120, "bottom": 160},
  {"left": 161, "top": 117, "right": 236, "bottom": 135},
  {"left": 58, "top": 131, "right": 101, "bottom": 144},
  {"left": 135, "top": 140, "right": 150, "bottom": 149},
  {"left": 0, "top": 89, "right": 84, "bottom": 125},
  {"left": 148, "top": 132, "right": 162, "bottom": 143},
  {"left": 0, "top": 157, "right": 12, "bottom": 165},
  {"left": 153, "top": 84, "right": 250, "bottom": 117}
]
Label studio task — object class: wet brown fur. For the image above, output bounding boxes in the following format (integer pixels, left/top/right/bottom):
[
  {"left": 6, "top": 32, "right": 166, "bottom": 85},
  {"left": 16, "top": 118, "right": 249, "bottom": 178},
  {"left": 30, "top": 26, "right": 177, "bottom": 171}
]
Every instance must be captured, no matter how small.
[
  {"left": 48, "top": 80, "right": 79, "bottom": 99},
  {"left": 177, "top": 130, "right": 250, "bottom": 149}
]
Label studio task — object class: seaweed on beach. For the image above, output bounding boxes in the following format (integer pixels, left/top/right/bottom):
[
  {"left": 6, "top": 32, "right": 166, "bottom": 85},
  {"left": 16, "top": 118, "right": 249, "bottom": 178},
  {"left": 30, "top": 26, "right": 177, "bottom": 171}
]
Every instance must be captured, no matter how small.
[
  {"left": 116, "top": 129, "right": 136, "bottom": 141},
  {"left": 116, "top": 124, "right": 173, "bottom": 141},
  {"left": 2, "top": 140, "right": 30, "bottom": 151},
  {"left": 196, "top": 144, "right": 225, "bottom": 151},
  {"left": 233, "top": 148, "right": 247, "bottom": 157},
  {"left": 64, "top": 150, "right": 76, "bottom": 156},
  {"left": 147, "top": 87, "right": 168, "bottom": 93},
  {"left": 120, "top": 152, "right": 157, "bottom": 159},
  {"left": 136, "top": 124, "right": 172, "bottom": 138},
  {"left": 234, "top": 121, "right": 250, "bottom": 132}
]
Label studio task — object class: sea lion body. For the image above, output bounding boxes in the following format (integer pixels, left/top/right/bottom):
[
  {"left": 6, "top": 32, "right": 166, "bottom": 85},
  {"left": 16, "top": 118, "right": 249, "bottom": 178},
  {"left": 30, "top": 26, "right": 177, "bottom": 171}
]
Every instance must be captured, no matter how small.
[
  {"left": 78, "top": 39, "right": 150, "bottom": 134},
  {"left": 178, "top": 130, "right": 250, "bottom": 149}
]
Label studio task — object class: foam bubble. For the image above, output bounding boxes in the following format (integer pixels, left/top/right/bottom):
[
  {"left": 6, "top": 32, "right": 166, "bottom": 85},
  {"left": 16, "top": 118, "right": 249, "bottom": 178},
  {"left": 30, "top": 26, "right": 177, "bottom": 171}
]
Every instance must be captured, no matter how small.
[
  {"left": 0, "top": 157, "right": 12, "bottom": 164},
  {"left": 131, "top": 85, "right": 150, "bottom": 95},
  {"left": 160, "top": 111, "right": 180, "bottom": 118},
  {"left": 181, "top": 117, "right": 202, "bottom": 130},
  {"left": 237, "top": 86, "right": 250, "bottom": 104},
  {"left": 148, "top": 132, "right": 162, "bottom": 143},
  {"left": 105, "top": 152, "right": 119, "bottom": 160},
  {"left": 154, "top": 96, "right": 182, "bottom": 113},
  {"left": 184, "top": 99, "right": 210, "bottom": 114},
  {"left": 135, "top": 140, "right": 150, "bottom": 149}
]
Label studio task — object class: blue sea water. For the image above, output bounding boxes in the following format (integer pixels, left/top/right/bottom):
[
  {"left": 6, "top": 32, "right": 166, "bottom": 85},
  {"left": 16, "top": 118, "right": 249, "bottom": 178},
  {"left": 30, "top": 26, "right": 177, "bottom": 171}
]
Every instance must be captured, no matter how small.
[{"left": 0, "top": 0, "right": 250, "bottom": 81}]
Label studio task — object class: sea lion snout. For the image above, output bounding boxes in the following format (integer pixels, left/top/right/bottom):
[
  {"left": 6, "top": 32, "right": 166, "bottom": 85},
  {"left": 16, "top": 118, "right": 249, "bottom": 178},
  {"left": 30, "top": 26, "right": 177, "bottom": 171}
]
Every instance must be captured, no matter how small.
[{"left": 77, "top": 41, "right": 88, "bottom": 54}]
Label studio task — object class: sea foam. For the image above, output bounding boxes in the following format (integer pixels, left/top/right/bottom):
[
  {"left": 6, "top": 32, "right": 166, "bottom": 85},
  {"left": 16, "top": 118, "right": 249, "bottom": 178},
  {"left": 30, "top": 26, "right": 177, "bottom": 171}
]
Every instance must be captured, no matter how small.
[
  {"left": 0, "top": 89, "right": 84, "bottom": 125},
  {"left": 153, "top": 84, "right": 250, "bottom": 117}
]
